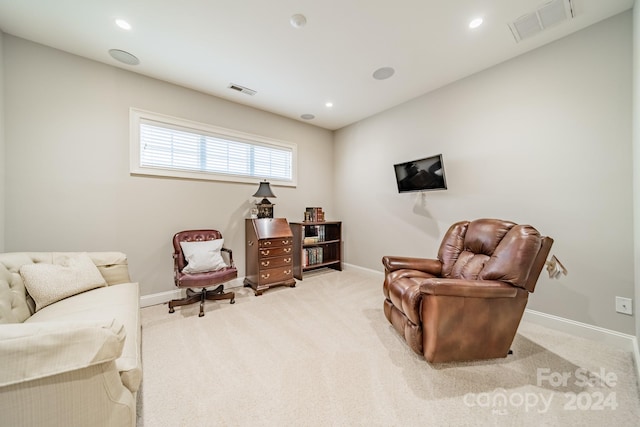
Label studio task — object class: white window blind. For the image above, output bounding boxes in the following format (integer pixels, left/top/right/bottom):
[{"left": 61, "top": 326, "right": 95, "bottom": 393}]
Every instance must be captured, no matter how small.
[{"left": 130, "top": 109, "right": 296, "bottom": 185}]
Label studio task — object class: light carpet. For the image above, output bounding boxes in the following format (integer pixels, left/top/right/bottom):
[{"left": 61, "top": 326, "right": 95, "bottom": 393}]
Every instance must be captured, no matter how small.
[{"left": 137, "top": 268, "right": 640, "bottom": 426}]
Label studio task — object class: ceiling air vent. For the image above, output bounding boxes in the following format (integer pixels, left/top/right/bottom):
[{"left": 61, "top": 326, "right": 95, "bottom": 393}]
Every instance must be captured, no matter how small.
[
  {"left": 228, "top": 83, "right": 256, "bottom": 96},
  {"left": 508, "top": 0, "right": 574, "bottom": 43}
]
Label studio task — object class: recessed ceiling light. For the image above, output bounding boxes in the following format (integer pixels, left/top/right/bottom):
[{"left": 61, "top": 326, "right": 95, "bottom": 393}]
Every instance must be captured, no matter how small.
[
  {"left": 290, "top": 14, "right": 307, "bottom": 28},
  {"left": 469, "top": 17, "right": 483, "bottom": 29},
  {"left": 372, "top": 67, "right": 395, "bottom": 80},
  {"left": 108, "top": 49, "right": 140, "bottom": 65},
  {"left": 115, "top": 19, "right": 132, "bottom": 30},
  {"left": 325, "top": 102, "right": 333, "bottom": 108},
  {"left": 300, "top": 114, "right": 315, "bottom": 120}
]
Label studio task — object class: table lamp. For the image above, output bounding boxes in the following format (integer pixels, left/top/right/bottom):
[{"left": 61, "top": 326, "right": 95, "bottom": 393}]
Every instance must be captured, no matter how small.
[{"left": 253, "top": 180, "right": 276, "bottom": 218}]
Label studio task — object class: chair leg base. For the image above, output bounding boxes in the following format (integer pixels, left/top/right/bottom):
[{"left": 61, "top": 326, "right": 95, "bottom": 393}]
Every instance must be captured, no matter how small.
[{"left": 168, "top": 285, "right": 235, "bottom": 317}]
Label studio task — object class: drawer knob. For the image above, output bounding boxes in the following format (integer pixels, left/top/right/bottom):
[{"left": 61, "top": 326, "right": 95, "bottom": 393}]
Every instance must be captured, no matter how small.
[
  {"left": 284, "top": 269, "right": 291, "bottom": 275},
  {"left": 284, "top": 258, "right": 291, "bottom": 263},
  {"left": 264, "top": 241, "right": 272, "bottom": 246},
  {"left": 261, "top": 250, "right": 270, "bottom": 256},
  {"left": 284, "top": 248, "right": 291, "bottom": 253},
  {"left": 261, "top": 261, "right": 270, "bottom": 267},
  {"left": 282, "top": 240, "right": 290, "bottom": 245},
  {"left": 261, "top": 273, "right": 271, "bottom": 279}
]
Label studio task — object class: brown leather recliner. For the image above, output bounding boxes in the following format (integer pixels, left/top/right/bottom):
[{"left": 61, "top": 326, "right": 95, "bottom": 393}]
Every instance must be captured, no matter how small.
[{"left": 382, "top": 218, "right": 553, "bottom": 363}]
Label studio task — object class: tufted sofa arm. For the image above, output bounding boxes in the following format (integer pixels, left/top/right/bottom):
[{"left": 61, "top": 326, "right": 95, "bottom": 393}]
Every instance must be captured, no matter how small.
[
  {"left": 0, "top": 318, "right": 125, "bottom": 387},
  {"left": 0, "top": 318, "right": 136, "bottom": 427}
]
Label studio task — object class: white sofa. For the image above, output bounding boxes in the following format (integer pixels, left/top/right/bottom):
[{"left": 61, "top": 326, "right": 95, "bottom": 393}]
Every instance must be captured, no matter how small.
[{"left": 0, "top": 252, "right": 141, "bottom": 427}]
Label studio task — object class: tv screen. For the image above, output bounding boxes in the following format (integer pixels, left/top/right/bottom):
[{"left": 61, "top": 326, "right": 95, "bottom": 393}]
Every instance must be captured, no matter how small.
[{"left": 394, "top": 154, "right": 447, "bottom": 193}]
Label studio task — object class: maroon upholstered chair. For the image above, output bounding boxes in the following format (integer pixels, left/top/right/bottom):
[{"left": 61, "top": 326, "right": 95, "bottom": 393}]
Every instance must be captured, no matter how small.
[
  {"left": 382, "top": 219, "right": 553, "bottom": 363},
  {"left": 169, "top": 230, "right": 236, "bottom": 317}
]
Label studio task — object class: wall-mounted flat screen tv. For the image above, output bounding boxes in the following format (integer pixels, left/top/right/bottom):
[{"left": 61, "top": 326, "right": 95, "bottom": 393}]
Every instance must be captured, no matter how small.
[{"left": 394, "top": 154, "right": 447, "bottom": 193}]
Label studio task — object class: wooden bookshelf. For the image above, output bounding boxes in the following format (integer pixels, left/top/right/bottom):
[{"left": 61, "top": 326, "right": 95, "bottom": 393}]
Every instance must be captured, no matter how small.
[{"left": 290, "top": 221, "right": 342, "bottom": 280}]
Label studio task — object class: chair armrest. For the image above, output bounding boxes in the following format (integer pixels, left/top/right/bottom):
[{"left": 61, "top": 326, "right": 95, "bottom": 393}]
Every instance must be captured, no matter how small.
[
  {"left": 420, "top": 278, "right": 518, "bottom": 298},
  {"left": 0, "top": 319, "right": 125, "bottom": 387},
  {"left": 221, "top": 247, "right": 234, "bottom": 267},
  {"left": 382, "top": 256, "right": 442, "bottom": 275}
]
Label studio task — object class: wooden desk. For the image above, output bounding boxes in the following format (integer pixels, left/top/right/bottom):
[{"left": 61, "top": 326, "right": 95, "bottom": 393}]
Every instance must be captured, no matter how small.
[{"left": 244, "top": 218, "right": 295, "bottom": 295}]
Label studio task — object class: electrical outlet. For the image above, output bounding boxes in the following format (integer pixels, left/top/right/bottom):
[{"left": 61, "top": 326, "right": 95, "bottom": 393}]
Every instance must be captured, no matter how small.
[{"left": 615, "top": 296, "right": 633, "bottom": 315}]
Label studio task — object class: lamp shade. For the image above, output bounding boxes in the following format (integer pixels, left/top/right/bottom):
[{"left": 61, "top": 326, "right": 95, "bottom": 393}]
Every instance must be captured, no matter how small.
[{"left": 252, "top": 181, "right": 276, "bottom": 199}]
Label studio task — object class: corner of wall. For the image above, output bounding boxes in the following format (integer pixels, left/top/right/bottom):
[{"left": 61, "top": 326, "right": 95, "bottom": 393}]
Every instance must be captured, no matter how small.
[
  {"left": 0, "top": 30, "right": 5, "bottom": 253},
  {"left": 632, "top": 1, "right": 640, "bottom": 377}
]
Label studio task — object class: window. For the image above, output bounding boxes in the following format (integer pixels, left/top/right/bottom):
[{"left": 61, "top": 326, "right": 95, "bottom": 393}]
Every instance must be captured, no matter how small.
[{"left": 130, "top": 108, "right": 297, "bottom": 186}]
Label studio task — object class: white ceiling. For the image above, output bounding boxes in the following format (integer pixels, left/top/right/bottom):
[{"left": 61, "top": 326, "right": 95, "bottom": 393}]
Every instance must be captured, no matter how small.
[{"left": 0, "top": 0, "right": 633, "bottom": 130}]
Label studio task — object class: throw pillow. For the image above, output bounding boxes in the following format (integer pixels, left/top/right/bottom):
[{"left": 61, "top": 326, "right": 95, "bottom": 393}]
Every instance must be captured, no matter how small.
[
  {"left": 180, "top": 239, "right": 228, "bottom": 274},
  {"left": 20, "top": 253, "right": 108, "bottom": 312}
]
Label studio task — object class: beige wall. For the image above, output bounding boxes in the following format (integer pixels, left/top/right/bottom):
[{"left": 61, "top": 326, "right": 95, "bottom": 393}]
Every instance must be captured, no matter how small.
[
  {"left": 334, "top": 12, "right": 634, "bottom": 334},
  {"left": 633, "top": 3, "right": 639, "bottom": 345},
  {"left": 0, "top": 31, "right": 4, "bottom": 252},
  {"left": 2, "top": 35, "right": 334, "bottom": 297},
  {"left": 1, "top": 12, "right": 636, "bottom": 336}
]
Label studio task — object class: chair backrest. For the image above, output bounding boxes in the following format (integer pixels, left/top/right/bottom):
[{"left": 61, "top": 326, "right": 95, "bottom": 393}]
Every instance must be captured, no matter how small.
[
  {"left": 437, "top": 219, "right": 553, "bottom": 292},
  {"left": 173, "top": 230, "right": 223, "bottom": 272}
]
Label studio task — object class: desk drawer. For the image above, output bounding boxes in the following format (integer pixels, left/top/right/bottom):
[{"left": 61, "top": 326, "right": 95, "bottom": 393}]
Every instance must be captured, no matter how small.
[
  {"left": 259, "top": 256, "right": 292, "bottom": 269},
  {"left": 258, "top": 266, "right": 294, "bottom": 285},
  {"left": 259, "top": 238, "right": 292, "bottom": 249},
  {"left": 259, "top": 246, "right": 293, "bottom": 258}
]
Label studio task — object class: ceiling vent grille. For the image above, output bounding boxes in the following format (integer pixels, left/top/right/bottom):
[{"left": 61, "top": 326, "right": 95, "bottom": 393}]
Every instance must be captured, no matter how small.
[
  {"left": 228, "top": 83, "right": 257, "bottom": 96},
  {"left": 508, "top": 0, "right": 574, "bottom": 43}
]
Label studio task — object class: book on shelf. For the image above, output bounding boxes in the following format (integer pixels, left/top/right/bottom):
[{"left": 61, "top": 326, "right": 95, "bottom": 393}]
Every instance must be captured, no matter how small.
[
  {"left": 304, "top": 225, "right": 326, "bottom": 242},
  {"left": 303, "top": 247, "right": 324, "bottom": 267},
  {"left": 305, "top": 207, "right": 325, "bottom": 222}
]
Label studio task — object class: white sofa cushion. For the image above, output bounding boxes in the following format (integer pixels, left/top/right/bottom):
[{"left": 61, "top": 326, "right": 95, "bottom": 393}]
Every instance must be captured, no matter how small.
[
  {"left": 0, "top": 252, "right": 139, "bottom": 427},
  {"left": 19, "top": 253, "right": 107, "bottom": 311},
  {"left": 27, "top": 282, "right": 142, "bottom": 393}
]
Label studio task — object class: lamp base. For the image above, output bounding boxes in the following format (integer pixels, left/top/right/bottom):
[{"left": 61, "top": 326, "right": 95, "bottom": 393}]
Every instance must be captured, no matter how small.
[{"left": 256, "top": 202, "right": 274, "bottom": 219}]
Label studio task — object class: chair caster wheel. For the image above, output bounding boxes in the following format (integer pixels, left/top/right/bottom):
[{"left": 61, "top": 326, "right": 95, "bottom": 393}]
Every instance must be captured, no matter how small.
[
  {"left": 231, "top": 299, "right": 235, "bottom": 304},
  {"left": 198, "top": 312, "right": 204, "bottom": 317}
]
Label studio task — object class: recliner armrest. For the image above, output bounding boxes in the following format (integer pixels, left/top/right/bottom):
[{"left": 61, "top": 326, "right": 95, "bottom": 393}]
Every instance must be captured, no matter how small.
[
  {"left": 420, "top": 278, "right": 518, "bottom": 298},
  {"left": 382, "top": 256, "right": 442, "bottom": 275}
]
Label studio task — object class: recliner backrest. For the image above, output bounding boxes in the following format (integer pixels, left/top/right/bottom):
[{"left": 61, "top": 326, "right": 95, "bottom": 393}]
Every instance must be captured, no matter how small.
[{"left": 438, "top": 219, "right": 549, "bottom": 292}]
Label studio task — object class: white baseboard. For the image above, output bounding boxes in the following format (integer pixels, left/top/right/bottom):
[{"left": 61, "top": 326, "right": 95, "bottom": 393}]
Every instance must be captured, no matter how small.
[
  {"left": 521, "top": 309, "right": 636, "bottom": 351},
  {"left": 522, "top": 309, "right": 640, "bottom": 384},
  {"left": 140, "top": 289, "right": 180, "bottom": 308},
  {"left": 343, "top": 262, "right": 384, "bottom": 276}
]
